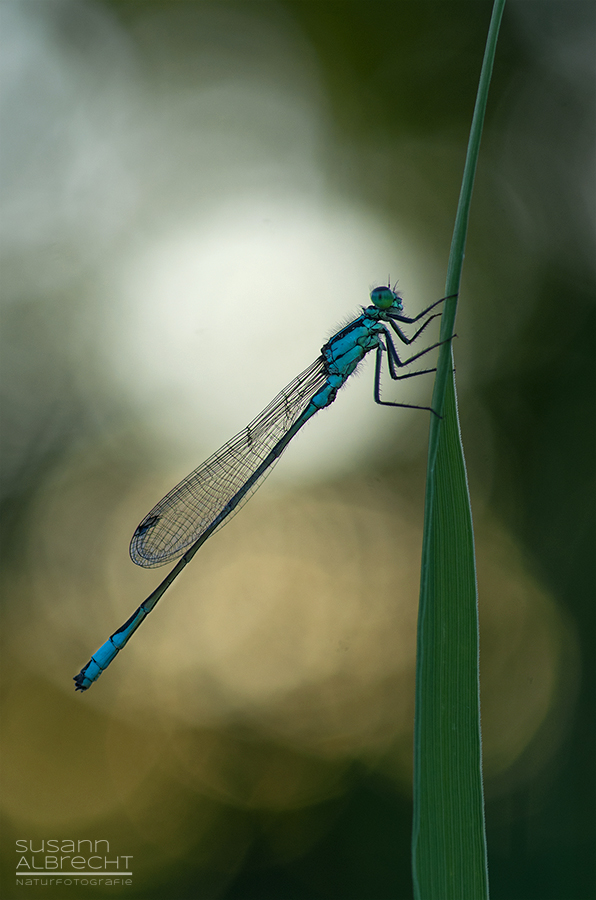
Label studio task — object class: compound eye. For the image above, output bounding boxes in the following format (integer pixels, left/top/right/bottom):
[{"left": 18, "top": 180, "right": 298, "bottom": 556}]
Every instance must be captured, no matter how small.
[{"left": 370, "top": 286, "right": 394, "bottom": 310}]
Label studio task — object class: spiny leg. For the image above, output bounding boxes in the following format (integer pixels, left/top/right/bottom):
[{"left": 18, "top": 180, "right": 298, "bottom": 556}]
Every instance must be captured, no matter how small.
[
  {"left": 380, "top": 326, "right": 454, "bottom": 376},
  {"left": 388, "top": 292, "right": 458, "bottom": 325},
  {"left": 373, "top": 344, "right": 440, "bottom": 416},
  {"left": 388, "top": 312, "right": 441, "bottom": 346}
]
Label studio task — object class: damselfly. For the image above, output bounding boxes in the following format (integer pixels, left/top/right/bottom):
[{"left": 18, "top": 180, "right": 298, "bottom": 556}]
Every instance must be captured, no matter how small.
[{"left": 74, "top": 285, "right": 449, "bottom": 691}]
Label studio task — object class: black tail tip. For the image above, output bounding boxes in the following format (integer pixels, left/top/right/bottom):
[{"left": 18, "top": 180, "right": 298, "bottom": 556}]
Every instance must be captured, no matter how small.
[{"left": 73, "top": 673, "right": 89, "bottom": 692}]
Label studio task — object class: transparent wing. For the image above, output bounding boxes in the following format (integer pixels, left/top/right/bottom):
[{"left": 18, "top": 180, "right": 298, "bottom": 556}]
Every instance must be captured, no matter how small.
[{"left": 130, "top": 356, "right": 328, "bottom": 568}]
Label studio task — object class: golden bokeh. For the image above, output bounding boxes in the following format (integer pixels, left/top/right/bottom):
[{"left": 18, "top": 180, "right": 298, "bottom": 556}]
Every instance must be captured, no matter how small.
[{"left": 1, "top": 447, "right": 577, "bottom": 849}]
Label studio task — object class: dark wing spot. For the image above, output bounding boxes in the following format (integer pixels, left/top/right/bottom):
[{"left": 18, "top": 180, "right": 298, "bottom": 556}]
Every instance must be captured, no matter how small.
[{"left": 135, "top": 514, "right": 160, "bottom": 537}]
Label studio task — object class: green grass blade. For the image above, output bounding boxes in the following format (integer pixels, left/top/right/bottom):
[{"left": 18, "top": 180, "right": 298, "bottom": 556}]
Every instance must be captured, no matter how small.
[{"left": 412, "top": 2, "right": 506, "bottom": 898}]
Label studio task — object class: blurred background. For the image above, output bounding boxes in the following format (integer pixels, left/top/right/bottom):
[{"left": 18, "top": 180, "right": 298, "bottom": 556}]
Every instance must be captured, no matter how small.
[{"left": 0, "top": 1, "right": 594, "bottom": 898}]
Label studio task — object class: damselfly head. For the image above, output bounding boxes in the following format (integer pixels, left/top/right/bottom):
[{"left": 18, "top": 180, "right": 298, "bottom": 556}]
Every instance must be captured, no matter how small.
[{"left": 370, "top": 285, "right": 402, "bottom": 312}]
